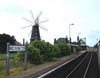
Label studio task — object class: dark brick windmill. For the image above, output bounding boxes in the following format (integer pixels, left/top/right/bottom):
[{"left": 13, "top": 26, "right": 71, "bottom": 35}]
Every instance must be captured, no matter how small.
[{"left": 22, "top": 11, "right": 48, "bottom": 42}]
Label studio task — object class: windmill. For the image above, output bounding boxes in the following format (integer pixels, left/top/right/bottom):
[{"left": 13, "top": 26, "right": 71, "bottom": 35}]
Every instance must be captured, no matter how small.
[{"left": 22, "top": 11, "right": 48, "bottom": 42}]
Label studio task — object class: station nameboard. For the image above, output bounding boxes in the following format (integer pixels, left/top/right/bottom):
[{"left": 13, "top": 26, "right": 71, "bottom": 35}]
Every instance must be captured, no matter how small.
[
  {"left": 9, "top": 45, "right": 26, "bottom": 51},
  {"left": 6, "top": 43, "right": 27, "bottom": 77},
  {"left": 80, "top": 40, "right": 86, "bottom": 46}
]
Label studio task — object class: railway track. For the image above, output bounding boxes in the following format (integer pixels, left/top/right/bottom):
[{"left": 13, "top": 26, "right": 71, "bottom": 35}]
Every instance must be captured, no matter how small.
[{"left": 38, "top": 52, "right": 100, "bottom": 78}]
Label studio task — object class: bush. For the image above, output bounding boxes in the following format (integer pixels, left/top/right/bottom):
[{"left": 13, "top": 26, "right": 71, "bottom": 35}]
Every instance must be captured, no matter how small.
[
  {"left": 29, "top": 40, "right": 58, "bottom": 61},
  {"left": 25, "top": 40, "right": 72, "bottom": 65},
  {"left": 55, "top": 42, "right": 71, "bottom": 57},
  {"left": 30, "top": 40, "right": 47, "bottom": 55},
  {"left": 53, "top": 45, "right": 61, "bottom": 57},
  {"left": 44, "top": 42, "right": 56, "bottom": 61},
  {"left": 28, "top": 44, "right": 43, "bottom": 65},
  {"left": 75, "top": 46, "right": 81, "bottom": 51},
  {"left": 15, "top": 52, "right": 24, "bottom": 62}
]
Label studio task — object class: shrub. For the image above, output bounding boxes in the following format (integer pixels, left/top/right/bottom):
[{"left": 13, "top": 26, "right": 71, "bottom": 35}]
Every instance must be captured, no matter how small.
[
  {"left": 75, "top": 46, "right": 81, "bottom": 51},
  {"left": 30, "top": 40, "right": 47, "bottom": 55},
  {"left": 44, "top": 42, "right": 56, "bottom": 61},
  {"left": 55, "top": 42, "right": 71, "bottom": 56},
  {"left": 28, "top": 44, "right": 43, "bottom": 65},
  {"left": 15, "top": 52, "right": 24, "bottom": 62},
  {"left": 53, "top": 45, "right": 61, "bottom": 57},
  {"left": 26, "top": 40, "right": 71, "bottom": 65},
  {"left": 29, "top": 40, "right": 58, "bottom": 61}
]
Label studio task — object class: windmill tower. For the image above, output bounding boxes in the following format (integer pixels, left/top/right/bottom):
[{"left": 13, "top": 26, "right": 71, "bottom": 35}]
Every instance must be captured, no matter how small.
[
  {"left": 31, "top": 23, "right": 40, "bottom": 41},
  {"left": 22, "top": 11, "right": 48, "bottom": 42}
]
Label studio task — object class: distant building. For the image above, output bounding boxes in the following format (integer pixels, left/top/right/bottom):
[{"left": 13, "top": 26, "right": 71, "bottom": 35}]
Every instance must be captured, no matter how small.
[
  {"left": 54, "top": 36, "right": 69, "bottom": 43},
  {"left": 54, "top": 37, "right": 78, "bottom": 53},
  {"left": 80, "top": 39, "right": 86, "bottom": 46},
  {"left": 56, "top": 38, "right": 66, "bottom": 43},
  {"left": 15, "top": 41, "right": 22, "bottom": 46},
  {"left": 79, "top": 39, "right": 86, "bottom": 50}
]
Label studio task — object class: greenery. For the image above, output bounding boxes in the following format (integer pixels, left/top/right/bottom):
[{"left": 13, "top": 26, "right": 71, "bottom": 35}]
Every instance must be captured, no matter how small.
[
  {"left": 17, "top": 40, "right": 72, "bottom": 65},
  {"left": 0, "top": 33, "right": 16, "bottom": 53},
  {"left": 75, "top": 46, "right": 81, "bottom": 51},
  {"left": 14, "top": 52, "right": 24, "bottom": 62},
  {"left": 54, "top": 42, "right": 71, "bottom": 57},
  {"left": 0, "top": 53, "right": 16, "bottom": 60},
  {"left": 0, "top": 57, "right": 33, "bottom": 78},
  {"left": 27, "top": 40, "right": 59, "bottom": 64},
  {"left": 1, "top": 40, "right": 81, "bottom": 65},
  {"left": 28, "top": 45, "right": 43, "bottom": 64},
  {"left": 0, "top": 40, "right": 81, "bottom": 77},
  {"left": 0, "top": 53, "right": 33, "bottom": 78}
]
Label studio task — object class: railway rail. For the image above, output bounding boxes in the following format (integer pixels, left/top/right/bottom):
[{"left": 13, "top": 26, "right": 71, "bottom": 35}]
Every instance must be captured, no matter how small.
[{"left": 38, "top": 52, "right": 100, "bottom": 78}]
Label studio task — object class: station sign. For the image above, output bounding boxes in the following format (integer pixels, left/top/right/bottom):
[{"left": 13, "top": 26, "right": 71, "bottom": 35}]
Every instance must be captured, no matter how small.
[
  {"left": 9, "top": 45, "right": 26, "bottom": 51},
  {"left": 80, "top": 40, "right": 86, "bottom": 46},
  {"left": 6, "top": 43, "right": 27, "bottom": 77}
]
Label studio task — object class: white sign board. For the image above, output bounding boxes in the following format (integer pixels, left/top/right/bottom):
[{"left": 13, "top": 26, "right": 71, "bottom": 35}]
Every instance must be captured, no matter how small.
[
  {"left": 80, "top": 41, "right": 86, "bottom": 46},
  {"left": 6, "top": 43, "right": 27, "bottom": 77},
  {"left": 9, "top": 45, "right": 26, "bottom": 51}
]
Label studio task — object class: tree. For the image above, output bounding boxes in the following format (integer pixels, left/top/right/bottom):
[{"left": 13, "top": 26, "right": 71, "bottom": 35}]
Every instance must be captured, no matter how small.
[
  {"left": 24, "top": 40, "right": 71, "bottom": 65},
  {"left": 55, "top": 42, "right": 71, "bottom": 56},
  {"left": 0, "top": 33, "right": 16, "bottom": 53},
  {"left": 29, "top": 40, "right": 58, "bottom": 61},
  {"left": 28, "top": 44, "right": 43, "bottom": 64},
  {"left": 44, "top": 42, "right": 56, "bottom": 61},
  {"left": 75, "top": 46, "right": 81, "bottom": 52},
  {"left": 15, "top": 51, "right": 24, "bottom": 62},
  {"left": 27, "top": 40, "right": 61, "bottom": 62},
  {"left": 30, "top": 40, "right": 47, "bottom": 55},
  {"left": 53, "top": 44, "right": 61, "bottom": 57}
]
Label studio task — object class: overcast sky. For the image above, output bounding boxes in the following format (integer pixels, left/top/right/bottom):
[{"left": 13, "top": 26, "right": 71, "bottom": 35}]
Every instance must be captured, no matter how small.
[{"left": 0, "top": 0, "right": 99, "bottom": 46}]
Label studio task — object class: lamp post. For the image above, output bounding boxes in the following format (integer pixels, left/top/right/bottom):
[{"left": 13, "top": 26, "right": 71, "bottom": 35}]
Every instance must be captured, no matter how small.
[{"left": 69, "top": 23, "right": 74, "bottom": 43}]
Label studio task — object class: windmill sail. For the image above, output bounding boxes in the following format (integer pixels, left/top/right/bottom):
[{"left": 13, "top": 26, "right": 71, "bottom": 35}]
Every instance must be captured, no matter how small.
[{"left": 22, "top": 11, "right": 48, "bottom": 43}]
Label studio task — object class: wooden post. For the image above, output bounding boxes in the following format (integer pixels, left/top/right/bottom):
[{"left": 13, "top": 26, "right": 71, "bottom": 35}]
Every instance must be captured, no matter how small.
[
  {"left": 23, "top": 39, "right": 28, "bottom": 70},
  {"left": 6, "top": 43, "right": 10, "bottom": 78}
]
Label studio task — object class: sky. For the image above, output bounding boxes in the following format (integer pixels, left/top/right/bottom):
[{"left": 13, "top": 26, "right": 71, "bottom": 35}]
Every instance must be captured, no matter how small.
[{"left": 0, "top": 0, "right": 100, "bottom": 46}]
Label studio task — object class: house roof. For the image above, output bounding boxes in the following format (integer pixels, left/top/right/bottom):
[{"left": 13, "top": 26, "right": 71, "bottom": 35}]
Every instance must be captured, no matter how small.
[{"left": 15, "top": 41, "right": 22, "bottom": 46}]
